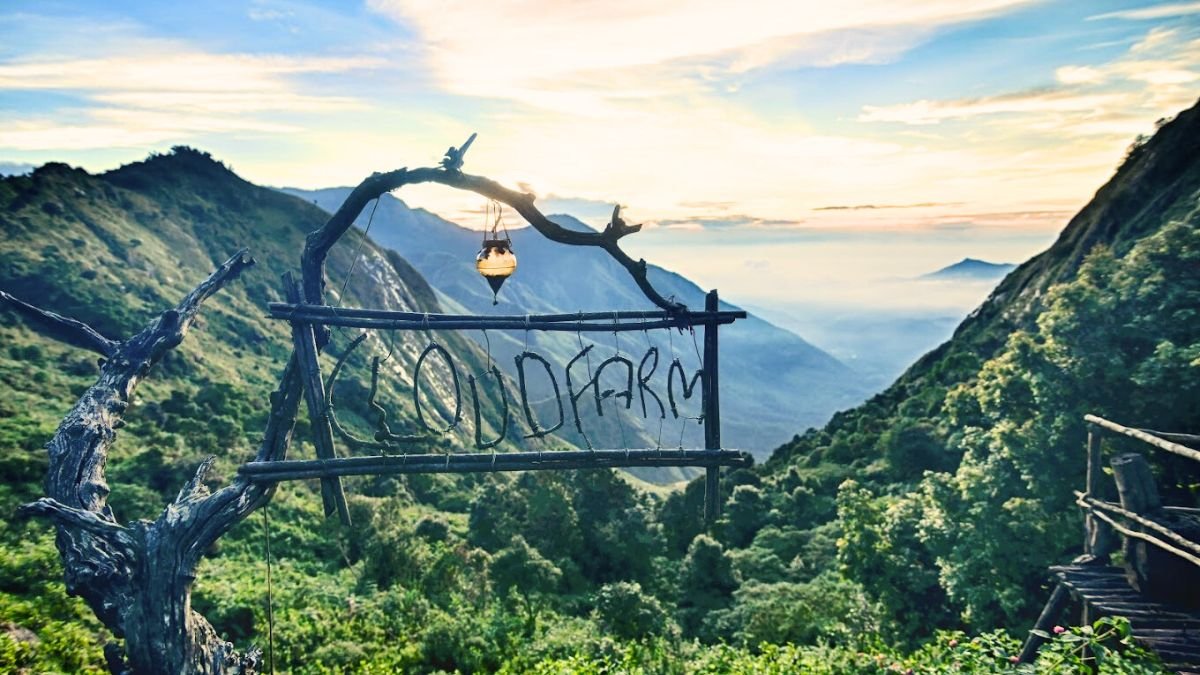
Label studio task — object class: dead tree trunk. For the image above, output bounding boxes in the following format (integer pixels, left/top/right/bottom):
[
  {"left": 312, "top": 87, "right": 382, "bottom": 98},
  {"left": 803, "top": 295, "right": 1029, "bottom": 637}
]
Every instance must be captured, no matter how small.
[
  {"left": 3, "top": 135, "right": 677, "bottom": 673},
  {"left": 4, "top": 251, "right": 287, "bottom": 673}
]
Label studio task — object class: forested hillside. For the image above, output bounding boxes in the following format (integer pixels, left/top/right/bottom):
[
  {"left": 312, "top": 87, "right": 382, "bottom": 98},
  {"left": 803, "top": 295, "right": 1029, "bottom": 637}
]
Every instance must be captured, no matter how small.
[
  {"left": 742, "top": 98, "right": 1200, "bottom": 637},
  {"left": 1, "top": 88, "right": 1196, "bottom": 673}
]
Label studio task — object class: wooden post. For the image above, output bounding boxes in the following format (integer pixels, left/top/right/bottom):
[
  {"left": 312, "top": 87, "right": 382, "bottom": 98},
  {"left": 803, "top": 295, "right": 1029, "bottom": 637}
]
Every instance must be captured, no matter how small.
[
  {"left": 703, "top": 290, "right": 722, "bottom": 524},
  {"left": 1085, "top": 426, "right": 1116, "bottom": 559},
  {"left": 1112, "top": 453, "right": 1162, "bottom": 514},
  {"left": 286, "top": 275, "right": 351, "bottom": 525},
  {"left": 1111, "top": 453, "right": 1162, "bottom": 595},
  {"left": 1019, "top": 583, "right": 1070, "bottom": 663}
]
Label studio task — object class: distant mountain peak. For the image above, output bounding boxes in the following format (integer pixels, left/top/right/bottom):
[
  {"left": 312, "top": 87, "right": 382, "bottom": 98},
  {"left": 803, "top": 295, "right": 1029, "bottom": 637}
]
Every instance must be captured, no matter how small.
[
  {"left": 547, "top": 213, "right": 598, "bottom": 233},
  {"left": 105, "top": 145, "right": 243, "bottom": 188},
  {"left": 921, "top": 258, "right": 1015, "bottom": 281}
]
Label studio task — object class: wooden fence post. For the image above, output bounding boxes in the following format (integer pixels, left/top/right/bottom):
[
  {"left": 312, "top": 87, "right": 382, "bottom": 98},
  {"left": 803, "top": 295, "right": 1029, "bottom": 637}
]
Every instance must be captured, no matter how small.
[
  {"left": 1111, "top": 453, "right": 1163, "bottom": 596},
  {"left": 703, "top": 290, "right": 722, "bottom": 524},
  {"left": 286, "top": 275, "right": 351, "bottom": 525},
  {"left": 1085, "top": 426, "right": 1117, "bottom": 559}
]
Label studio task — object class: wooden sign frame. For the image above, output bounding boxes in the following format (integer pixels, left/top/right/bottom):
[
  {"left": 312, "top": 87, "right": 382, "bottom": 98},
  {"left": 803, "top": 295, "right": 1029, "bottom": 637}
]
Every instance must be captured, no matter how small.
[{"left": 239, "top": 134, "right": 752, "bottom": 524}]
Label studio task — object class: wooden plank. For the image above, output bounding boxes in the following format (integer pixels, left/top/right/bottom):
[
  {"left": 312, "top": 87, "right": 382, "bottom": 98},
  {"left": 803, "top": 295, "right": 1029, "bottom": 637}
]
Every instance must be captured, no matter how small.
[
  {"left": 1143, "top": 646, "right": 1200, "bottom": 661},
  {"left": 1052, "top": 563, "right": 1123, "bottom": 572},
  {"left": 1092, "top": 603, "right": 1196, "bottom": 617},
  {"left": 1061, "top": 577, "right": 1131, "bottom": 587},
  {"left": 1135, "top": 637, "right": 1200, "bottom": 650},
  {"left": 1138, "top": 629, "right": 1200, "bottom": 638},
  {"left": 1128, "top": 618, "right": 1200, "bottom": 629},
  {"left": 1078, "top": 590, "right": 1140, "bottom": 599}
]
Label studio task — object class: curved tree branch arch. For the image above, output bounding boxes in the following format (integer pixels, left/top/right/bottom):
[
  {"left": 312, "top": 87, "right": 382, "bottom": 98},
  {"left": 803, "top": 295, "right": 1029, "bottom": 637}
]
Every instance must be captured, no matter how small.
[
  {"left": 300, "top": 134, "right": 686, "bottom": 315},
  {"left": 2, "top": 136, "right": 681, "bottom": 673}
]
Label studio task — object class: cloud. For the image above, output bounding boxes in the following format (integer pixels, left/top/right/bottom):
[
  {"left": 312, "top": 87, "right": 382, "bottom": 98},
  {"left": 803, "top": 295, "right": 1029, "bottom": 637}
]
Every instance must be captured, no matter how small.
[
  {"left": 92, "top": 91, "right": 366, "bottom": 114},
  {"left": 0, "top": 52, "right": 382, "bottom": 96},
  {"left": 1088, "top": 2, "right": 1200, "bottom": 21},
  {"left": 1055, "top": 65, "right": 1105, "bottom": 84},
  {"left": 814, "top": 201, "right": 962, "bottom": 211},
  {"left": 0, "top": 115, "right": 300, "bottom": 152},
  {"left": 0, "top": 50, "right": 383, "bottom": 151},
  {"left": 368, "top": 0, "right": 1034, "bottom": 106},
  {"left": 654, "top": 214, "right": 803, "bottom": 230},
  {"left": 859, "top": 89, "right": 1129, "bottom": 125},
  {"left": 0, "top": 161, "right": 34, "bottom": 176},
  {"left": 859, "top": 24, "right": 1200, "bottom": 135},
  {"left": 678, "top": 200, "right": 737, "bottom": 210}
]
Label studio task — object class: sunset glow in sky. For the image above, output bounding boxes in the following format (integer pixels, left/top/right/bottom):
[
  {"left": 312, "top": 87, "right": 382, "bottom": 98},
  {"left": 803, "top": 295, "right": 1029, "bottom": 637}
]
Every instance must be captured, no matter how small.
[{"left": 2, "top": 1, "right": 1198, "bottom": 317}]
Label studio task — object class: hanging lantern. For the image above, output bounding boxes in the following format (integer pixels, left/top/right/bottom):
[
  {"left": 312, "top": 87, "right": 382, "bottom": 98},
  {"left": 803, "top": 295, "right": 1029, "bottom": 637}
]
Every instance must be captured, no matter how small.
[{"left": 476, "top": 202, "right": 516, "bottom": 304}]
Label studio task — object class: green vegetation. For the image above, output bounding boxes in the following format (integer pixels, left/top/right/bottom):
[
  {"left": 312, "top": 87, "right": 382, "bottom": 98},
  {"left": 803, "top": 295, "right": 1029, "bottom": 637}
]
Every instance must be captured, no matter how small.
[{"left": 2, "top": 99, "right": 1199, "bottom": 673}]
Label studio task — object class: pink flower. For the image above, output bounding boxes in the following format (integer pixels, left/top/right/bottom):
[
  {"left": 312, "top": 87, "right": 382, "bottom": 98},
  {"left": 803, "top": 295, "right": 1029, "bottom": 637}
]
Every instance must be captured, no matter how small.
[
  {"left": 948, "top": 639, "right": 958, "bottom": 648},
  {"left": 1010, "top": 656, "right": 1020, "bottom": 663},
  {"left": 1053, "top": 625, "right": 1066, "bottom": 635}
]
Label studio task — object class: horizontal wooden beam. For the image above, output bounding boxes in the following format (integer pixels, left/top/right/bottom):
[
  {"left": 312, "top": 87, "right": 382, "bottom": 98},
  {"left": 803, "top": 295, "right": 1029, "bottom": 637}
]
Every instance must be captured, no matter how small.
[
  {"left": 1086, "top": 414, "right": 1200, "bottom": 463},
  {"left": 239, "top": 448, "right": 753, "bottom": 482},
  {"left": 1138, "top": 428, "right": 1200, "bottom": 445},
  {"left": 1076, "top": 493, "right": 1200, "bottom": 568},
  {"left": 266, "top": 303, "right": 745, "bottom": 332},
  {"left": 269, "top": 304, "right": 747, "bottom": 323}
]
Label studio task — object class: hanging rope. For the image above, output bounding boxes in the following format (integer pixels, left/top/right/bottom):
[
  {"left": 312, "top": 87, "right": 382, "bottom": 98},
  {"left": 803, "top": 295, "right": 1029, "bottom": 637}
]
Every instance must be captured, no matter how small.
[
  {"left": 261, "top": 501, "right": 276, "bottom": 675},
  {"left": 331, "top": 197, "right": 382, "bottom": 349},
  {"left": 336, "top": 196, "right": 381, "bottom": 310},
  {"left": 645, "top": 327, "right": 664, "bottom": 451},
  {"left": 612, "top": 313, "right": 628, "bottom": 451},
  {"left": 573, "top": 316, "right": 595, "bottom": 450},
  {"left": 484, "top": 199, "right": 510, "bottom": 242},
  {"left": 668, "top": 322, "right": 687, "bottom": 448}
]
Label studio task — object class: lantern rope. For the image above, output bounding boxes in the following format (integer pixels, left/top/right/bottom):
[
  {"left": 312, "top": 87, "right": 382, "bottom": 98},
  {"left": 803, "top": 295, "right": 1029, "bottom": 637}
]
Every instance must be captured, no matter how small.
[
  {"left": 574, "top": 317, "right": 595, "bottom": 450},
  {"left": 261, "top": 500, "right": 276, "bottom": 675},
  {"left": 611, "top": 312, "right": 628, "bottom": 451},
  {"left": 644, "top": 327, "right": 664, "bottom": 451},
  {"left": 335, "top": 196, "right": 381, "bottom": 312}
]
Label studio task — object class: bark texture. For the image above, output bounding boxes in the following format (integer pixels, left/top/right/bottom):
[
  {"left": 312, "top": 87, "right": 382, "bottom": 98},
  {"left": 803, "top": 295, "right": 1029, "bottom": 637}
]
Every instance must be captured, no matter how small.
[{"left": 7, "top": 251, "right": 281, "bottom": 673}]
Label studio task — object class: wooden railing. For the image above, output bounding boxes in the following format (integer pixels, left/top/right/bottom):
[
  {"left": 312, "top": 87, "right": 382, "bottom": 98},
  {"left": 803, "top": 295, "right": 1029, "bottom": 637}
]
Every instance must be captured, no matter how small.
[
  {"left": 1079, "top": 414, "right": 1200, "bottom": 565},
  {"left": 1019, "top": 414, "right": 1200, "bottom": 664}
]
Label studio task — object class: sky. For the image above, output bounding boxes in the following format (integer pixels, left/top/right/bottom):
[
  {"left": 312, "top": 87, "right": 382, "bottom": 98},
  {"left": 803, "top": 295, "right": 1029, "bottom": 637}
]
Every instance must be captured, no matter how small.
[{"left": 2, "top": 0, "right": 1198, "bottom": 322}]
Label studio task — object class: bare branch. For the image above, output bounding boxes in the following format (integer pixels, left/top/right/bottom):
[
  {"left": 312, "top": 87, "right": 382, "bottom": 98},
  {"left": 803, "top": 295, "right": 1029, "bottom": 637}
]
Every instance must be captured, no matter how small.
[
  {"left": 173, "top": 456, "right": 217, "bottom": 505},
  {"left": 299, "top": 158, "right": 684, "bottom": 313},
  {"left": 19, "top": 497, "right": 134, "bottom": 549},
  {"left": 441, "top": 132, "right": 477, "bottom": 171},
  {"left": 134, "top": 249, "right": 256, "bottom": 359},
  {"left": 0, "top": 290, "right": 118, "bottom": 356}
]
